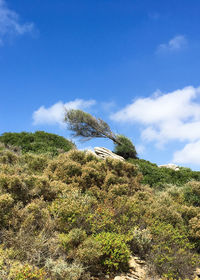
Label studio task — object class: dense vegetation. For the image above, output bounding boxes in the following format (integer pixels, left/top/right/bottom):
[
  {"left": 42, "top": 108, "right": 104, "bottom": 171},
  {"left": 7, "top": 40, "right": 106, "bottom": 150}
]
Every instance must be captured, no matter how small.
[
  {"left": 0, "top": 131, "right": 75, "bottom": 156},
  {"left": 113, "top": 134, "right": 137, "bottom": 160},
  {"left": 0, "top": 138, "right": 200, "bottom": 279},
  {"left": 130, "top": 158, "right": 200, "bottom": 189}
]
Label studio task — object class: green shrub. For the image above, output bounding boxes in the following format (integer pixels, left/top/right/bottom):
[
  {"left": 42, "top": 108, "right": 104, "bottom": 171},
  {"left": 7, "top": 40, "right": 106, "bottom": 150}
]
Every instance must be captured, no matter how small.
[
  {"left": 59, "top": 228, "right": 87, "bottom": 251},
  {"left": 129, "top": 158, "right": 200, "bottom": 189},
  {"left": 149, "top": 222, "right": 199, "bottom": 279},
  {"left": 0, "top": 131, "right": 75, "bottom": 156},
  {"left": 86, "top": 204, "right": 116, "bottom": 233},
  {"left": 94, "top": 232, "right": 130, "bottom": 272},
  {"left": 113, "top": 134, "right": 137, "bottom": 159},
  {"left": 50, "top": 190, "right": 96, "bottom": 232},
  {"left": 75, "top": 237, "right": 103, "bottom": 271}
]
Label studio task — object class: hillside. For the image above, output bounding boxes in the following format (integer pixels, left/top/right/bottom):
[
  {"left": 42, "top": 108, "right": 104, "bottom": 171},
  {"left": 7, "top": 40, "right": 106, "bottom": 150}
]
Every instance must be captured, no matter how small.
[
  {"left": 0, "top": 131, "right": 75, "bottom": 156},
  {"left": 0, "top": 139, "right": 200, "bottom": 280}
]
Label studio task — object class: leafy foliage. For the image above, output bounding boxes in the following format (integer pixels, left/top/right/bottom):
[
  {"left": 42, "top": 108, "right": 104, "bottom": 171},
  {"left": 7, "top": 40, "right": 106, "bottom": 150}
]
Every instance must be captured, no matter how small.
[
  {"left": 113, "top": 134, "right": 137, "bottom": 159},
  {"left": 94, "top": 232, "right": 130, "bottom": 272},
  {"left": 14, "top": 265, "right": 47, "bottom": 280},
  {"left": 0, "top": 142, "right": 199, "bottom": 279},
  {"left": 0, "top": 131, "right": 75, "bottom": 156},
  {"left": 129, "top": 158, "right": 200, "bottom": 189}
]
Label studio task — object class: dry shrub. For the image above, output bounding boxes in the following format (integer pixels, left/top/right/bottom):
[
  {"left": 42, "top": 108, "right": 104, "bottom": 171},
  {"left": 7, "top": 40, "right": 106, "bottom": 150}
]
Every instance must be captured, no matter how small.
[
  {"left": 0, "top": 149, "right": 19, "bottom": 165},
  {"left": 45, "top": 158, "right": 82, "bottom": 184},
  {"left": 184, "top": 181, "right": 200, "bottom": 206},
  {"left": 50, "top": 189, "right": 97, "bottom": 232},
  {"left": 45, "top": 258, "right": 86, "bottom": 280},
  {"left": 80, "top": 165, "right": 106, "bottom": 191},
  {"left": 2, "top": 199, "right": 57, "bottom": 266},
  {"left": 0, "top": 147, "right": 199, "bottom": 279},
  {"left": 180, "top": 205, "right": 199, "bottom": 223},
  {"left": 24, "top": 175, "right": 60, "bottom": 201},
  {"left": 0, "top": 193, "right": 14, "bottom": 228},
  {"left": 13, "top": 264, "right": 47, "bottom": 280},
  {"left": 128, "top": 227, "right": 152, "bottom": 258},
  {"left": 75, "top": 237, "right": 103, "bottom": 271},
  {"left": 86, "top": 203, "right": 116, "bottom": 233},
  {"left": 189, "top": 213, "right": 200, "bottom": 251},
  {"left": 148, "top": 222, "right": 199, "bottom": 279},
  {"left": 59, "top": 228, "right": 87, "bottom": 252},
  {"left": 147, "top": 193, "right": 183, "bottom": 227},
  {"left": 20, "top": 153, "right": 49, "bottom": 173},
  {"left": 0, "top": 174, "right": 29, "bottom": 202},
  {"left": 66, "top": 149, "right": 98, "bottom": 165}
]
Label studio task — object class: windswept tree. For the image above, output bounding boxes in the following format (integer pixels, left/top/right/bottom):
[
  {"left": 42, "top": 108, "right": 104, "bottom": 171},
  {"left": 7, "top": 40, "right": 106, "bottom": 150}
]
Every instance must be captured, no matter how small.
[
  {"left": 64, "top": 109, "right": 138, "bottom": 159},
  {"left": 64, "top": 109, "right": 121, "bottom": 144}
]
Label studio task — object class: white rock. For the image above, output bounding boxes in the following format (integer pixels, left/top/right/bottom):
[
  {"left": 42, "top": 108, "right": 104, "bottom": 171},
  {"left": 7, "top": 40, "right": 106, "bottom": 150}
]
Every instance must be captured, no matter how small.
[
  {"left": 159, "top": 163, "right": 180, "bottom": 171},
  {"left": 94, "top": 147, "right": 124, "bottom": 161}
]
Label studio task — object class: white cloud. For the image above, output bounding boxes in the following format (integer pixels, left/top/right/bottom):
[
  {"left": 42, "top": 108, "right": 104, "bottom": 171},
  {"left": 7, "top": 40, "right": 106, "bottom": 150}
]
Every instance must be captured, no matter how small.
[
  {"left": 0, "top": 0, "right": 34, "bottom": 45},
  {"left": 33, "top": 99, "right": 96, "bottom": 126},
  {"left": 173, "top": 141, "right": 200, "bottom": 165},
  {"left": 111, "top": 86, "right": 200, "bottom": 165},
  {"left": 157, "top": 35, "right": 187, "bottom": 52},
  {"left": 135, "top": 144, "right": 145, "bottom": 155}
]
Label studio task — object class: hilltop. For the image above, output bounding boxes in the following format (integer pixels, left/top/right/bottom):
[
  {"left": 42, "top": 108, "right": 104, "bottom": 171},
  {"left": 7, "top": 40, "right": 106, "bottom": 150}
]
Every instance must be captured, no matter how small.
[{"left": 0, "top": 132, "right": 200, "bottom": 280}]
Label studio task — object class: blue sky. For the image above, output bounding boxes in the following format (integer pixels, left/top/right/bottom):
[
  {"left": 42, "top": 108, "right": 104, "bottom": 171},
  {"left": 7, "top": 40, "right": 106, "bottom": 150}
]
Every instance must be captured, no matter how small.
[{"left": 1, "top": 0, "right": 200, "bottom": 170}]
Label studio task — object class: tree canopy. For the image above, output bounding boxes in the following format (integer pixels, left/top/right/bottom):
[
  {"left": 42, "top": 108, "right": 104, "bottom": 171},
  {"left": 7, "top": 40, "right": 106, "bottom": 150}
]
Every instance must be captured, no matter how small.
[
  {"left": 113, "top": 134, "right": 138, "bottom": 159},
  {"left": 64, "top": 109, "right": 121, "bottom": 144}
]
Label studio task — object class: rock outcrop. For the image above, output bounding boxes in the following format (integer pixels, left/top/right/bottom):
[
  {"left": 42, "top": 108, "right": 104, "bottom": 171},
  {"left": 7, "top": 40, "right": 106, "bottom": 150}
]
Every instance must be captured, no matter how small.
[
  {"left": 159, "top": 163, "right": 180, "bottom": 171},
  {"left": 94, "top": 147, "right": 124, "bottom": 161},
  {"left": 113, "top": 256, "right": 151, "bottom": 280}
]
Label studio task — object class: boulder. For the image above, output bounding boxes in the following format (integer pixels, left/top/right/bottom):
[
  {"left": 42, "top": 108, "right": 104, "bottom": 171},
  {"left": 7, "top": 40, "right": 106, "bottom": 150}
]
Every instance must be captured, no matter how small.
[
  {"left": 159, "top": 163, "right": 180, "bottom": 171},
  {"left": 94, "top": 147, "right": 124, "bottom": 161}
]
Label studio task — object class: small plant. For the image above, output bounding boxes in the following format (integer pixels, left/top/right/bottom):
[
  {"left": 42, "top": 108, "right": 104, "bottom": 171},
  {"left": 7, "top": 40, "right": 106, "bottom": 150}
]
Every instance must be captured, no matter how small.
[
  {"left": 76, "top": 237, "right": 103, "bottom": 269},
  {"left": 128, "top": 227, "right": 152, "bottom": 258},
  {"left": 45, "top": 259, "right": 85, "bottom": 280},
  {"left": 59, "top": 228, "right": 87, "bottom": 251},
  {"left": 14, "top": 265, "right": 47, "bottom": 280}
]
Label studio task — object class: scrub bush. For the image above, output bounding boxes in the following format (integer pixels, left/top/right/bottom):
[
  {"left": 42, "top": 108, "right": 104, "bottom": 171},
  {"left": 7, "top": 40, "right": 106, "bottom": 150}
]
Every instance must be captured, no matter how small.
[
  {"left": 94, "top": 232, "right": 130, "bottom": 272},
  {"left": 14, "top": 265, "right": 47, "bottom": 280}
]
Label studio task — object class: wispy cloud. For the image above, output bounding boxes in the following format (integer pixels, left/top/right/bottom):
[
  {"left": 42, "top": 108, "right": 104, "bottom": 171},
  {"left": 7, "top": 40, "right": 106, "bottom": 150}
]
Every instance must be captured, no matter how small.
[
  {"left": 157, "top": 35, "right": 187, "bottom": 53},
  {"left": 33, "top": 99, "right": 96, "bottom": 127},
  {"left": 0, "top": 0, "right": 34, "bottom": 45},
  {"left": 111, "top": 86, "right": 200, "bottom": 165}
]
